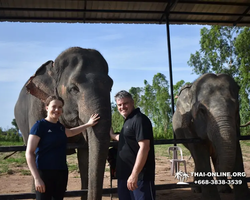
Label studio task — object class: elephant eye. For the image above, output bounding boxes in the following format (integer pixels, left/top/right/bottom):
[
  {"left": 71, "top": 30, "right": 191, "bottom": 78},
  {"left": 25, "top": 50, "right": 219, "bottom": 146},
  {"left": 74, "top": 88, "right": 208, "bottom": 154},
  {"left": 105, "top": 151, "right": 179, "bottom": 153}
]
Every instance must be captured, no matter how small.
[
  {"left": 198, "top": 104, "right": 206, "bottom": 115},
  {"left": 69, "top": 85, "right": 79, "bottom": 94}
]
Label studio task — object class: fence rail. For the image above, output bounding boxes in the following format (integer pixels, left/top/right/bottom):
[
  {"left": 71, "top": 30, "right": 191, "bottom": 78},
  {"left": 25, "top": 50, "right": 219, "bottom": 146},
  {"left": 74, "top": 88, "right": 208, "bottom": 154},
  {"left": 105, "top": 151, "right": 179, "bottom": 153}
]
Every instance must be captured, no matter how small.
[
  {"left": 0, "top": 183, "right": 196, "bottom": 199},
  {"left": 1, "top": 136, "right": 250, "bottom": 152},
  {"left": 0, "top": 138, "right": 203, "bottom": 152}
]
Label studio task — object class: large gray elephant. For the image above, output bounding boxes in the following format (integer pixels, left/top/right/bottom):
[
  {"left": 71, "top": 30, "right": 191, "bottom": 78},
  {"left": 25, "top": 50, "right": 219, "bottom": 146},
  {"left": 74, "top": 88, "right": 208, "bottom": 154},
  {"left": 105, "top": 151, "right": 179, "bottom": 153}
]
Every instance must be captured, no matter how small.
[
  {"left": 172, "top": 73, "right": 250, "bottom": 200},
  {"left": 14, "top": 47, "right": 113, "bottom": 200}
]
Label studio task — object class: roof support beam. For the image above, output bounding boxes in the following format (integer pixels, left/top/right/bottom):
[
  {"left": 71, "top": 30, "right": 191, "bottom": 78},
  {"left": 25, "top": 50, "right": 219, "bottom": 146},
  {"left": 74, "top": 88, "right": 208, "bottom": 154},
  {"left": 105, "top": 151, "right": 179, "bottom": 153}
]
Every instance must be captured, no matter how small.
[
  {"left": 234, "top": 5, "right": 250, "bottom": 26},
  {"left": 160, "top": 0, "right": 179, "bottom": 24},
  {"left": 83, "top": 0, "right": 87, "bottom": 23}
]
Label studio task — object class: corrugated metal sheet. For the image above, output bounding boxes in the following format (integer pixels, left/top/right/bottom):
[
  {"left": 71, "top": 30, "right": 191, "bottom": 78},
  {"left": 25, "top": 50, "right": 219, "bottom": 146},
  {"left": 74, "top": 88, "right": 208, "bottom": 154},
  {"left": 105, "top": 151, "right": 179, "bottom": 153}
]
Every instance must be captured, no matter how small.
[{"left": 0, "top": 0, "right": 250, "bottom": 26}]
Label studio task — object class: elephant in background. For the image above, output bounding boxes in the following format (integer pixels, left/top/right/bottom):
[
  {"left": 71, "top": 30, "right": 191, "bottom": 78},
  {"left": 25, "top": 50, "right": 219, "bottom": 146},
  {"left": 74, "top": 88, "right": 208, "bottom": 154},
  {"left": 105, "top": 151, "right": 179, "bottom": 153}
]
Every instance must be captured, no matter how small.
[
  {"left": 172, "top": 73, "right": 250, "bottom": 200},
  {"left": 14, "top": 47, "right": 113, "bottom": 200}
]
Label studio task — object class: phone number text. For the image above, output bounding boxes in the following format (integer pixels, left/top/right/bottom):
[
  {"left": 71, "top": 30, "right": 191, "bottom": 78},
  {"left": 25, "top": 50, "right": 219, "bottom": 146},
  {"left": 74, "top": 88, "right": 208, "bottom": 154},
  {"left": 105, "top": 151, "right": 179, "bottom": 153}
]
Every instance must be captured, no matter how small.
[{"left": 194, "top": 179, "right": 242, "bottom": 185}]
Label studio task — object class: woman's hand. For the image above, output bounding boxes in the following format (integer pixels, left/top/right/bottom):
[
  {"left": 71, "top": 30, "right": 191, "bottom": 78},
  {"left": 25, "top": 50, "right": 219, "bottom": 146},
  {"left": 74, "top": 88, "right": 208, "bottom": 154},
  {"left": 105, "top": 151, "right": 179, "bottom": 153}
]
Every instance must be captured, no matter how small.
[
  {"left": 35, "top": 177, "right": 45, "bottom": 193},
  {"left": 87, "top": 114, "right": 100, "bottom": 126},
  {"left": 66, "top": 114, "right": 100, "bottom": 137}
]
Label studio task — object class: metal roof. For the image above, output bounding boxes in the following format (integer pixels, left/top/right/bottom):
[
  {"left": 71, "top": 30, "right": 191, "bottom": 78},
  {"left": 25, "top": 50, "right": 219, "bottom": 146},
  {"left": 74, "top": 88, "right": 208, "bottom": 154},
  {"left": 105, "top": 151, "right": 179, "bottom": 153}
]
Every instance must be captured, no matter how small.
[{"left": 1, "top": 0, "right": 250, "bottom": 26}]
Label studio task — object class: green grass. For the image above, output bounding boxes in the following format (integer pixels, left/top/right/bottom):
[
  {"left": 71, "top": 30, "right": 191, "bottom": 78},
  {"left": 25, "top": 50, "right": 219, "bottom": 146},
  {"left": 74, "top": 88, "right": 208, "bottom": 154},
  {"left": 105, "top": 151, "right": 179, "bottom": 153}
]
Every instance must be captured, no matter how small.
[
  {"left": 240, "top": 140, "right": 250, "bottom": 147},
  {"left": 20, "top": 169, "right": 31, "bottom": 175},
  {"left": 67, "top": 163, "right": 78, "bottom": 172},
  {"left": 0, "top": 141, "right": 24, "bottom": 146},
  {"left": 0, "top": 151, "right": 27, "bottom": 175}
]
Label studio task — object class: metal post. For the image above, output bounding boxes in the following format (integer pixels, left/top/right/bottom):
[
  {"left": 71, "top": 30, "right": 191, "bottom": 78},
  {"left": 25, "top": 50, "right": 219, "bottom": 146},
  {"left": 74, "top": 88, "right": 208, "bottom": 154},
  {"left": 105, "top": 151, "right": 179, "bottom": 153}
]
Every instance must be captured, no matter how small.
[{"left": 165, "top": 16, "right": 176, "bottom": 141}]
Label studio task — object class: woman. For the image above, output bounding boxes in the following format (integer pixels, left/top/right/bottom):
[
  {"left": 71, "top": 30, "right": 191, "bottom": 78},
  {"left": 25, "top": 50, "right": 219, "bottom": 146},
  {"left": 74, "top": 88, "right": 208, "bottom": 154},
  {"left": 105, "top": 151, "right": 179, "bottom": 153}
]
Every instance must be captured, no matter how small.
[{"left": 25, "top": 95, "right": 100, "bottom": 200}]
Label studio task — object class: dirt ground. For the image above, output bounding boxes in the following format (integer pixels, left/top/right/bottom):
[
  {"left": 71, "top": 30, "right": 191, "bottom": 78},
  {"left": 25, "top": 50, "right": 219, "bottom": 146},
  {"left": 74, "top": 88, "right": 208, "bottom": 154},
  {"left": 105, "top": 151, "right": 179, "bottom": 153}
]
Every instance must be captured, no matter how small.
[{"left": 0, "top": 149, "right": 250, "bottom": 200}]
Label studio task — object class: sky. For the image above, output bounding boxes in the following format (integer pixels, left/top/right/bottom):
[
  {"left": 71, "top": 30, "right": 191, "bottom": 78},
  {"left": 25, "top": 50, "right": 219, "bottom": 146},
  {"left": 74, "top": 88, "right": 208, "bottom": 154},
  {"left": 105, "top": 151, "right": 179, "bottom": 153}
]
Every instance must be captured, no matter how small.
[{"left": 0, "top": 22, "right": 205, "bottom": 130}]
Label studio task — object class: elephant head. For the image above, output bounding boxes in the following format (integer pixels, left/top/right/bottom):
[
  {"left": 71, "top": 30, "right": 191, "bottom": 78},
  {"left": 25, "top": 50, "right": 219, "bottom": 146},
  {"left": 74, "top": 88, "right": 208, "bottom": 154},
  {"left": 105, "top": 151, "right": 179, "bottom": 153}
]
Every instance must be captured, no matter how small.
[
  {"left": 189, "top": 73, "right": 239, "bottom": 172},
  {"left": 173, "top": 73, "right": 249, "bottom": 199},
  {"left": 15, "top": 47, "right": 113, "bottom": 200}
]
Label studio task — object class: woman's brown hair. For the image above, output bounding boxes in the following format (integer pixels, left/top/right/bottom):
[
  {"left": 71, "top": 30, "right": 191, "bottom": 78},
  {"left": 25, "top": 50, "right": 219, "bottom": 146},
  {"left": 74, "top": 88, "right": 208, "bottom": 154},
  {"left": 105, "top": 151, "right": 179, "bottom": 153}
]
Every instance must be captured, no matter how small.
[{"left": 45, "top": 96, "right": 64, "bottom": 106}]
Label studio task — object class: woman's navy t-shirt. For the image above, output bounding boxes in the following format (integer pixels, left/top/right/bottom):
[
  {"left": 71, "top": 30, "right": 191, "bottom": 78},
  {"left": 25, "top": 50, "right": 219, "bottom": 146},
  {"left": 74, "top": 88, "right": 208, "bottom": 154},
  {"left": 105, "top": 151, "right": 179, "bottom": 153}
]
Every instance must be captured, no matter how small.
[{"left": 29, "top": 119, "right": 68, "bottom": 170}]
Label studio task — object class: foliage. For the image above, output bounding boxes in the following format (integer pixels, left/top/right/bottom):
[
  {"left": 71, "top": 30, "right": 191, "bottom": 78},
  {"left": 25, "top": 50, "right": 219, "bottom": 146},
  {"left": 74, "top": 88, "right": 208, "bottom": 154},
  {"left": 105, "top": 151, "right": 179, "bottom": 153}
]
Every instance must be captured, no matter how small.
[
  {"left": 111, "top": 111, "right": 124, "bottom": 133},
  {"left": 0, "top": 126, "right": 22, "bottom": 142},
  {"left": 188, "top": 25, "right": 250, "bottom": 135},
  {"left": 140, "top": 73, "right": 172, "bottom": 139},
  {"left": 11, "top": 119, "right": 19, "bottom": 133},
  {"left": 129, "top": 87, "right": 142, "bottom": 108},
  {"left": 235, "top": 27, "right": 250, "bottom": 135},
  {"left": 188, "top": 26, "right": 240, "bottom": 76},
  {"left": 111, "top": 102, "right": 124, "bottom": 133}
]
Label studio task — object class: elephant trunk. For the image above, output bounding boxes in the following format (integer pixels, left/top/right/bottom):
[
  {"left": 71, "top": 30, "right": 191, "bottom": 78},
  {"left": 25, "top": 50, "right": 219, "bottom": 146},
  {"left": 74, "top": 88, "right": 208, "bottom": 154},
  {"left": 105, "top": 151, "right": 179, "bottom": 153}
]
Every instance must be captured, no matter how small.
[
  {"left": 80, "top": 94, "right": 111, "bottom": 200},
  {"left": 209, "top": 115, "right": 237, "bottom": 173},
  {"left": 87, "top": 123, "right": 110, "bottom": 200}
]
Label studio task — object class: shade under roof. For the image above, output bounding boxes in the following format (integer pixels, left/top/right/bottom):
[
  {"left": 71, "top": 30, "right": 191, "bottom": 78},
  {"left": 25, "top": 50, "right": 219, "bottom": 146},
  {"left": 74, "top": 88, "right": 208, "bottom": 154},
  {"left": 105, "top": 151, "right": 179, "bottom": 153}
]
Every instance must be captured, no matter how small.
[{"left": 1, "top": 0, "right": 250, "bottom": 26}]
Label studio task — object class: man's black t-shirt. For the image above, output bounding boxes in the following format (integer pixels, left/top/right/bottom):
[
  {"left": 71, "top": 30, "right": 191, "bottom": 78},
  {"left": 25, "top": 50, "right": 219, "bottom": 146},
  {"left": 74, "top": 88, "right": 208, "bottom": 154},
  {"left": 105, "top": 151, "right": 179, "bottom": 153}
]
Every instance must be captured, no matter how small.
[{"left": 116, "top": 108, "right": 155, "bottom": 181}]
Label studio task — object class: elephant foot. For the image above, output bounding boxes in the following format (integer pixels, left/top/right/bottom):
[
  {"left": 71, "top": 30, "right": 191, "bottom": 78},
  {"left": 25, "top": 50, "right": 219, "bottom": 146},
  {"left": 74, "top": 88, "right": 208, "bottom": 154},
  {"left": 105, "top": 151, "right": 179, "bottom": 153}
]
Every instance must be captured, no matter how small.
[
  {"left": 201, "top": 194, "right": 221, "bottom": 200},
  {"left": 217, "top": 184, "right": 232, "bottom": 193},
  {"left": 201, "top": 186, "right": 221, "bottom": 200},
  {"left": 191, "top": 185, "right": 202, "bottom": 193}
]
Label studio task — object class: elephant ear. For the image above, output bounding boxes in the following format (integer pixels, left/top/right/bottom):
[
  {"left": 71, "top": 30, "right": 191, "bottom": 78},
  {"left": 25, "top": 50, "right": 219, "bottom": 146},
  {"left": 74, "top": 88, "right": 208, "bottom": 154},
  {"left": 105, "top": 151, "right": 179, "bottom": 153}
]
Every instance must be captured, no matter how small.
[
  {"left": 176, "top": 85, "right": 192, "bottom": 115},
  {"left": 26, "top": 60, "right": 56, "bottom": 102}
]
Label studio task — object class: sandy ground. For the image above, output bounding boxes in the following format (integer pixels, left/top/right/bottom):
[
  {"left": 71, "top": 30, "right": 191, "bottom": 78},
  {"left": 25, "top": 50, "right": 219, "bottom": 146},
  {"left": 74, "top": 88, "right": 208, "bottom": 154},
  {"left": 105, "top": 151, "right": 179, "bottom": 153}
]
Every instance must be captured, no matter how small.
[{"left": 0, "top": 149, "right": 250, "bottom": 200}]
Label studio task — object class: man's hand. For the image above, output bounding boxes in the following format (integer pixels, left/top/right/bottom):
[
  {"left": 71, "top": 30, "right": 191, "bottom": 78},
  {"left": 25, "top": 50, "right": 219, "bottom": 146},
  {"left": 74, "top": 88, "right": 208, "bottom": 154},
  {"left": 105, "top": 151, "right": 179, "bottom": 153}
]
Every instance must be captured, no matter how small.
[{"left": 127, "top": 174, "right": 138, "bottom": 191}]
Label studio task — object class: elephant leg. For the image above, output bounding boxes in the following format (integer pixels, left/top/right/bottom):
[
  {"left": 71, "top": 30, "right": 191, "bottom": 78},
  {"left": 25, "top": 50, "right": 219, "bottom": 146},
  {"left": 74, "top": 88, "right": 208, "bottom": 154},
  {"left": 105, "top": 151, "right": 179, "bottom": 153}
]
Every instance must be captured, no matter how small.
[
  {"left": 231, "top": 142, "right": 250, "bottom": 200},
  {"left": 189, "top": 143, "right": 221, "bottom": 200},
  {"left": 77, "top": 147, "right": 89, "bottom": 200},
  {"left": 191, "top": 164, "right": 202, "bottom": 193},
  {"left": 183, "top": 143, "right": 202, "bottom": 193},
  {"left": 211, "top": 152, "right": 232, "bottom": 193}
]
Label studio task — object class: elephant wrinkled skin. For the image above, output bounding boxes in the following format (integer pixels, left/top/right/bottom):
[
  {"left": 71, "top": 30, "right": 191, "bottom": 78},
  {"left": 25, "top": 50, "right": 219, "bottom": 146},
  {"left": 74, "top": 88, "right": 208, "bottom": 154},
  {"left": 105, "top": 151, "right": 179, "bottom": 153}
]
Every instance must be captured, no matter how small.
[
  {"left": 14, "top": 47, "right": 113, "bottom": 200},
  {"left": 172, "top": 73, "right": 250, "bottom": 200}
]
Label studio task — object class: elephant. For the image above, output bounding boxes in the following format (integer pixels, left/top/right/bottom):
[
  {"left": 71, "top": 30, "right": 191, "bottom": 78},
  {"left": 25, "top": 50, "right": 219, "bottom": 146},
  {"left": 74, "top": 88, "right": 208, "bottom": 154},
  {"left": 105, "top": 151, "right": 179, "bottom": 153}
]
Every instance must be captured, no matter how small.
[
  {"left": 14, "top": 47, "right": 113, "bottom": 200},
  {"left": 172, "top": 73, "right": 250, "bottom": 200}
]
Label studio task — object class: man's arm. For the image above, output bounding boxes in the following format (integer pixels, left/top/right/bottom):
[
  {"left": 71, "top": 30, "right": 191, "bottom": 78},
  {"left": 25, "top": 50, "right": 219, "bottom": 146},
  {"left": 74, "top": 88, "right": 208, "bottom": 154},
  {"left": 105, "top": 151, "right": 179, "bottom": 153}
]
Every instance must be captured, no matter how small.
[
  {"left": 127, "top": 139, "right": 150, "bottom": 191},
  {"left": 109, "top": 127, "right": 119, "bottom": 141}
]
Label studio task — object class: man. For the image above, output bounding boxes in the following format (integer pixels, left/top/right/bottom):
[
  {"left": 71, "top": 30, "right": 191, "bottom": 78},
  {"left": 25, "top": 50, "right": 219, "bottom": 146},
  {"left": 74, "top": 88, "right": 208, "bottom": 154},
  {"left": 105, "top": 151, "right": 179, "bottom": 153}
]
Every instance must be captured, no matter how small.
[{"left": 110, "top": 90, "right": 155, "bottom": 200}]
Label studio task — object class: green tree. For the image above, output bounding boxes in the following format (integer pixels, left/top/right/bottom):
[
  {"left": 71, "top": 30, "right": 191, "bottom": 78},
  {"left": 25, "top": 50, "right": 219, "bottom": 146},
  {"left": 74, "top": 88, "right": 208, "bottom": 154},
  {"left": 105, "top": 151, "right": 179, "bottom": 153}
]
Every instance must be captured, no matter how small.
[
  {"left": 129, "top": 87, "right": 142, "bottom": 108},
  {"left": 0, "top": 127, "right": 5, "bottom": 141},
  {"left": 188, "top": 26, "right": 241, "bottom": 76},
  {"left": 11, "top": 119, "right": 19, "bottom": 133},
  {"left": 4, "top": 128, "right": 21, "bottom": 142},
  {"left": 140, "top": 73, "right": 172, "bottom": 139},
  {"left": 111, "top": 102, "right": 124, "bottom": 133},
  {"left": 235, "top": 27, "right": 250, "bottom": 127}
]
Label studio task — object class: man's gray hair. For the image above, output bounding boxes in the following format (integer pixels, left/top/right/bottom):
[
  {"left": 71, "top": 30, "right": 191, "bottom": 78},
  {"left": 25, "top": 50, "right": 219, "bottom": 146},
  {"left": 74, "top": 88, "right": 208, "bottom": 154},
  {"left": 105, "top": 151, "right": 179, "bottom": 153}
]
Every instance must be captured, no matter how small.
[{"left": 114, "top": 90, "right": 133, "bottom": 101}]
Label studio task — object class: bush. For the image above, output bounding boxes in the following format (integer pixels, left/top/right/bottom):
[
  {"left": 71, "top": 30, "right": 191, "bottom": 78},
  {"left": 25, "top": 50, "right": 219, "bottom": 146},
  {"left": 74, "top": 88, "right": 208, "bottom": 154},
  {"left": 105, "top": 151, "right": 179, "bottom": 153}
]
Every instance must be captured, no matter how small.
[{"left": 0, "top": 128, "right": 22, "bottom": 142}]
